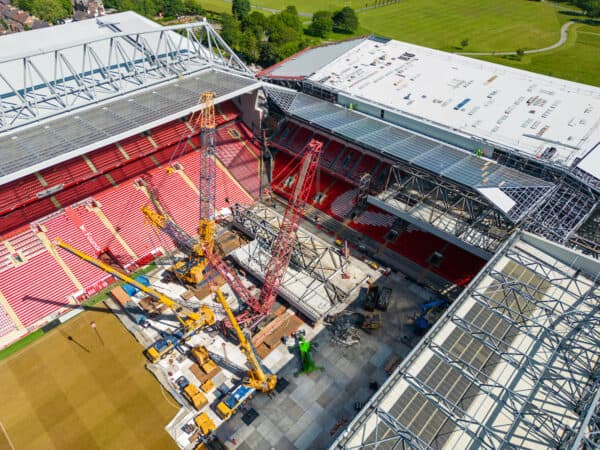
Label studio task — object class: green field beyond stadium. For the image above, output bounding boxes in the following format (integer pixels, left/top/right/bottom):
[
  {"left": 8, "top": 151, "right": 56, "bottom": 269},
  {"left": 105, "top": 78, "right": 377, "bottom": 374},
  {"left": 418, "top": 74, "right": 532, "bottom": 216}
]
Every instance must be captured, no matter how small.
[{"left": 202, "top": 0, "right": 599, "bottom": 86}]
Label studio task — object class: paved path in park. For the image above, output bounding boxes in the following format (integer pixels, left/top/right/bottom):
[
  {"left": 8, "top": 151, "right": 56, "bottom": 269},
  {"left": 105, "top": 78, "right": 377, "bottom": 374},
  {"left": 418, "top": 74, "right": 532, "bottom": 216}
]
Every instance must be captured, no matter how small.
[{"left": 458, "top": 20, "right": 575, "bottom": 56}]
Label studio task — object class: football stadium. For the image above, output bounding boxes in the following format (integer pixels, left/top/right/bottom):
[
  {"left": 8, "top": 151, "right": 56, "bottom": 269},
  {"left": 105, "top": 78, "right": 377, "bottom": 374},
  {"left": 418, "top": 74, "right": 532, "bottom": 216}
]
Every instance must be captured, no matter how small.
[{"left": 0, "top": 11, "right": 599, "bottom": 450}]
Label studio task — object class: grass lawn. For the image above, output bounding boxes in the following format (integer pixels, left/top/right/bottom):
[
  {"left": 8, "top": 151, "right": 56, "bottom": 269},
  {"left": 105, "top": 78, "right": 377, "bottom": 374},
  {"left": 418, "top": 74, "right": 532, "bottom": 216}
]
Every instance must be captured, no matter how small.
[
  {"left": 356, "top": 0, "right": 568, "bottom": 52},
  {"left": 0, "top": 303, "right": 179, "bottom": 450},
  {"left": 202, "top": 0, "right": 367, "bottom": 14},
  {"left": 477, "top": 22, "right": 600, "bottom": 86}
]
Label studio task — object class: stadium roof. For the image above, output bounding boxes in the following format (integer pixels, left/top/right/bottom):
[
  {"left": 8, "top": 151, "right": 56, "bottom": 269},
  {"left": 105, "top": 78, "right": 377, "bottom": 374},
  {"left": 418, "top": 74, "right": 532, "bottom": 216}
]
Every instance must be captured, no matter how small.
[
  {"left": 257, "top": 37, "right": 366, "bottom": 80},
  {"left": 0, "top": 68, "right": 259, "bottom": 186},
  {"left": 269, "top": 89, "right": 553, "bottom": 223},
  {"left": 0, "top": 12, "right": 261, "bottom": 186},
  {"left": 267, "top": 37, "right": 600, "bottom": 177},
  {"left": 333, "top": 231, "right": 600, "bottom": 450},
  {"left": 0, "top": 12, "right": 251, "bottom": 133}
]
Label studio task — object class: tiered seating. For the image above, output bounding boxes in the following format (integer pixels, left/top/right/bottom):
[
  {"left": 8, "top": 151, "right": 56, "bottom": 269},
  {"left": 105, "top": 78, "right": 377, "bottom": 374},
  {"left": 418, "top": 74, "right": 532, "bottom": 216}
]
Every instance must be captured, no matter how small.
[
  {"left": 355, "top": 208, "right": 395, "bottom": 228},
  {"left": 215, "top": 101, "right": 240, "bottom": 126},
  {"left": 109, "top": 157, "right": 158, "bottom": 184},
  {"left": 0, "top": 230, "right": 77, "bottom": 327},
  {"left": 216, "top": 124, "right": 261, "bottom": 198},
  {"left": 142, "top": 169, "right": 200, "bottom": 239},
  {"left": 329, "top": 189, "right": 356, "bottom": 220},
  {"left": 177, "top": 149, "right": 253, "bottom": 210},
  {"left": 321, "top": 141, "right": 344, "bottom": 168},
  {"left": 371, "top": 163, "right": 390, "bottom": 190},
  {"left": 272, "top": 151, "right": 298, "bottom": 191},
  {"left": 0, "top": 199, "right": 57, "bottom": 237},
  {"left": 96, "top": 182, "right": 166, "bottom": 259},
  {"left": 118, "top": 134, "right": 155, "bottom": 158},
  {"left": 0, "top": 175, "right": 44, "bottom": 214},
  {"left": 331, "top": 147, "right": 360, "bottom": 175},
  {"left": 0, "top": 305, "right": 16, "bottom": 337},
  {"left": 309, "top": 170, "right": 337, "bottom": 208},
  {"left": 288, "top": 127, "right": 313, "bottom": 153},
  {"left": 40, "top": 212, "right": 108, "bottom": 289},
  {"left": 39, "top": 156, "right": 93, "bottom": 188},
  {"left": 53, "top": 175, "right": 113, "bottom": 206},
  {"left": 150, "top": 121, "right": 191, "bottom": 148},
  {"left": 68, "top": 204, "right": 133, "bottom": 267},
  {"left": 386, "top": 229, "right": 484, "bottom": 284},
  {"left": 275, "top": 122, "right": 299, "bottom": 147},
  {"left": 348, "top": 153, "right": 379, "bottom": 180},
  {"left": 0, "top": 115, "right": 267, "bottom": 340},
  {"left": 87, "top": 144, "right": 127, "bottom": 172}
]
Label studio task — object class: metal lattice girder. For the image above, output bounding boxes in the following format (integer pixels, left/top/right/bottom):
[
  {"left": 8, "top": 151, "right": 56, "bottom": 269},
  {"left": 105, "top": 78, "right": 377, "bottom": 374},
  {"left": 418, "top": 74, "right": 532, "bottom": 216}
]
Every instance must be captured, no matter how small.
[
  {"left": 401, "top": 371, "right": 502, "bottom": 449},
  {"left": 448, "top": 313, "right": 572, "bottom": 445},
  {"left": 0, "top": 18, "right": 250, "bottom": 132},
  {"left": 342, "top": 408, "right": 435, "bottom": 450},
  {"left": 427, "top": 339, "right": 569, "bottom": 449},
  {"left": 231, "top": 203, "right": 346, "bottom": 304},
  {"left": 374, "top": 165, "right": 515, "bottom": 254}
]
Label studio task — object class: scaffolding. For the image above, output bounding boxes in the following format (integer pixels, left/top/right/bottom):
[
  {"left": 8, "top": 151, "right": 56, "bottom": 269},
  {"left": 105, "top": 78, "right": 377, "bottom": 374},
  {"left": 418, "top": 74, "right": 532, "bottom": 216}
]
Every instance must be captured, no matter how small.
[
  {"left": 332, "top": 231, "right": 600, "bottom": 450},
  {"left": 231, "top": 203, "right": 347, "bottom": 305}
]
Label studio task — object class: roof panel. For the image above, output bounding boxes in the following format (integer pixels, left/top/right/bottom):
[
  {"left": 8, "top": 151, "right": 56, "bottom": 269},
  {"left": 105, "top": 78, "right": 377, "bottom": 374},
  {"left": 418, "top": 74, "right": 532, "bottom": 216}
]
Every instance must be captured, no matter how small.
[{"left": 0, "top": 69, "right": 259, "bottom": 184}]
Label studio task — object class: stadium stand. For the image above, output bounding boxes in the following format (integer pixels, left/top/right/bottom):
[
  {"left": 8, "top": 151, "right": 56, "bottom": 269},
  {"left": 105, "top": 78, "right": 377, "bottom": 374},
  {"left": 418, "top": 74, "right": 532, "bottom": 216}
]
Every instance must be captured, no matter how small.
[
  {"left": 0, "top": 230, "right": 78, "bottom": 327},
  {"left": 215, "top": 123, "right": 261, "bottom": 198},
  {"left": 39, "top": 211, "right": 109, "bottom": 288},
  {"left": 215, "top": 100, "right": 241, "bottom": 126},
  {"left": 118, "top": 134, "right": 155, "bottom": 159},
  {"left": 87, "top": 144, "right": 128, "bottom": 172},
  {"left": 0, "top": 175, "right": 44, "bottom": 215}
]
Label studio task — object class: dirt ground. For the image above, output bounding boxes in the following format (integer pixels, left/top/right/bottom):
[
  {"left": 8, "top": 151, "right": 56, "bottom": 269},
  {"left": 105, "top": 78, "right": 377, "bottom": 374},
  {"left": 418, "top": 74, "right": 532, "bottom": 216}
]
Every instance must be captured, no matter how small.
[{"left": 0, "top": 303, "right": 179, "bottom": 450}]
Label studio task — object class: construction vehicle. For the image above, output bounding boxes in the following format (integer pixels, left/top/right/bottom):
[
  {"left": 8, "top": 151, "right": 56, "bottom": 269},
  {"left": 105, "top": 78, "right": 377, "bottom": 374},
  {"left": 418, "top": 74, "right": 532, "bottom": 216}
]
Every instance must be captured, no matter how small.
[
  {"left": 360, "top": 311, "right": 382, "bottom": 330},
  {"left": 142, "top": 92, "right": 218, "bottom": 286},
  {"left": 191, "top": 345, "right": 220, "bottom": 378},
  {"left": 215, "top": 384, "right": 255, "bottom": 420},
  {"left": 184, "top": 383, "right": 209, "bottom": 410},
  {"left": 211, "top": 287, "right": 277, "bottom": 393},
  {"left": 146, "top": 329, "right": 184, "bottom": 363},
  {"left": 54, "top": 238, "right": 216, "bottom": 336},
  {"left": 176, "top": 376, "right": 209, "bottom": 410},
  {"left": 194, "top": 412, "right": 216, "bottom": 436},
  {"left": 255, "top": 139, "right": 324, "bottom": 318},
  {"left": 364, "top": 285, "right": 391, "bottom": 311},
  {"left": 414, "top": 298, "right": 450, "bottom": 333}
]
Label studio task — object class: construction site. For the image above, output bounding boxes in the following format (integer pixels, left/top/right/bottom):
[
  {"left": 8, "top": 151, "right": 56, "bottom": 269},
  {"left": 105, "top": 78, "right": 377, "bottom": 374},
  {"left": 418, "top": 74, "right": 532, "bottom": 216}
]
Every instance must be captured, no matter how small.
[{"left": 0, "top": 12, "right": 599, "bottom": 450}]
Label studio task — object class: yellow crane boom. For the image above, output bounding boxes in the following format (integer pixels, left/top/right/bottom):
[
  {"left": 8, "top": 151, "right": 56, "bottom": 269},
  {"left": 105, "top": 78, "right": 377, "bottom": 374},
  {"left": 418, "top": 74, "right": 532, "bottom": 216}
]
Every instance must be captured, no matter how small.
[
  {"left": 212, "top": 288, "right": 276, "bottom": 393},
  {"left": 54, "top": 238, "right": 215, "bottom": 333}
]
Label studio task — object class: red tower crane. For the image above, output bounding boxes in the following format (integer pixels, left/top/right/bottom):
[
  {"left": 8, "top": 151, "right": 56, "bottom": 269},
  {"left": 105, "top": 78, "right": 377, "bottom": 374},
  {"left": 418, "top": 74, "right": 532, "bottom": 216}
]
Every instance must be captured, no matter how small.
[{"left": 256, "top": 138, "right": 324, "bottom": 315}]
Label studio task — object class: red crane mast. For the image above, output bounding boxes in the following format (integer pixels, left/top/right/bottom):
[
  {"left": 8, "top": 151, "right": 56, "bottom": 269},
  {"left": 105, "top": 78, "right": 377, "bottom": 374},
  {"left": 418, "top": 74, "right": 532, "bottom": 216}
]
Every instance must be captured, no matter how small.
[{"left": 257, "top": 138, "right": 323, "bottom": 314}]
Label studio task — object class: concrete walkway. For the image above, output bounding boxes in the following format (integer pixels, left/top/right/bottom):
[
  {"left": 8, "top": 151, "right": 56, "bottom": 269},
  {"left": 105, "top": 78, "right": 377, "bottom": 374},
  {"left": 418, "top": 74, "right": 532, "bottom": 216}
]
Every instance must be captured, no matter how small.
[{"left": 458, "top": 21, "right": 574, "bottom": 56}]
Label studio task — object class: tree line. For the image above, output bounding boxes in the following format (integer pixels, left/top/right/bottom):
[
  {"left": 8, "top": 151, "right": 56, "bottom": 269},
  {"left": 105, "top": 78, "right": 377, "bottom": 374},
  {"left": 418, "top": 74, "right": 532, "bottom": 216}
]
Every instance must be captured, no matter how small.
[{"left": 224, "top": 0, "right": 359, "bottom": 67}]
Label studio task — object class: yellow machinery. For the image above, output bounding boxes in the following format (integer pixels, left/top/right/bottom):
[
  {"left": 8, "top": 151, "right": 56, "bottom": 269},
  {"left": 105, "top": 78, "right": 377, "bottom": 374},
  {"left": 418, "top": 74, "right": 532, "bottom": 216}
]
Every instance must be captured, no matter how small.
[
  {"left": 194, "top": 412, "right": 216, "bottom": 436},
  {"left": 142, "top": 92, "right": 217, "bottom": 286},
  {"left": 54, "top": 238, "right": 216, "bottom": 335},
  {"left": 183, "top": 383, "right": 209, "bottom": 410},
  {"left": 212, "top": 288, "right": 277, "bottom": 393},
  {"left": 142, "top": 205, "right": 208, "bottom": 285}
]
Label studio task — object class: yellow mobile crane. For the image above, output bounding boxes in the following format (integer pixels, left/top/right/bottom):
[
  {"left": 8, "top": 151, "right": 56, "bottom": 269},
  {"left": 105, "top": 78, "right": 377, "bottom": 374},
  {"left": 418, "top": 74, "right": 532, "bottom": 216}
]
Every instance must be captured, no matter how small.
[
  {"left": 54, "top": 238, "right": 216, "bottom": 349},
  {"left": 142, "top": 92, "right": 217, "bottom": 286},
  {"left": 212, "top": 287, "right": 276, "bottom": 394}
]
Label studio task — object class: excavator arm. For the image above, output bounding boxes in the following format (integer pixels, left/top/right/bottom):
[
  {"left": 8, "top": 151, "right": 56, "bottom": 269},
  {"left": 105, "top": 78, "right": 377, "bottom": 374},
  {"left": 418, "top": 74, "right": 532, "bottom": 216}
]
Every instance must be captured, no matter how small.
[{"left": 54, "top": 238, "right": 215, "bottom": 332}]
